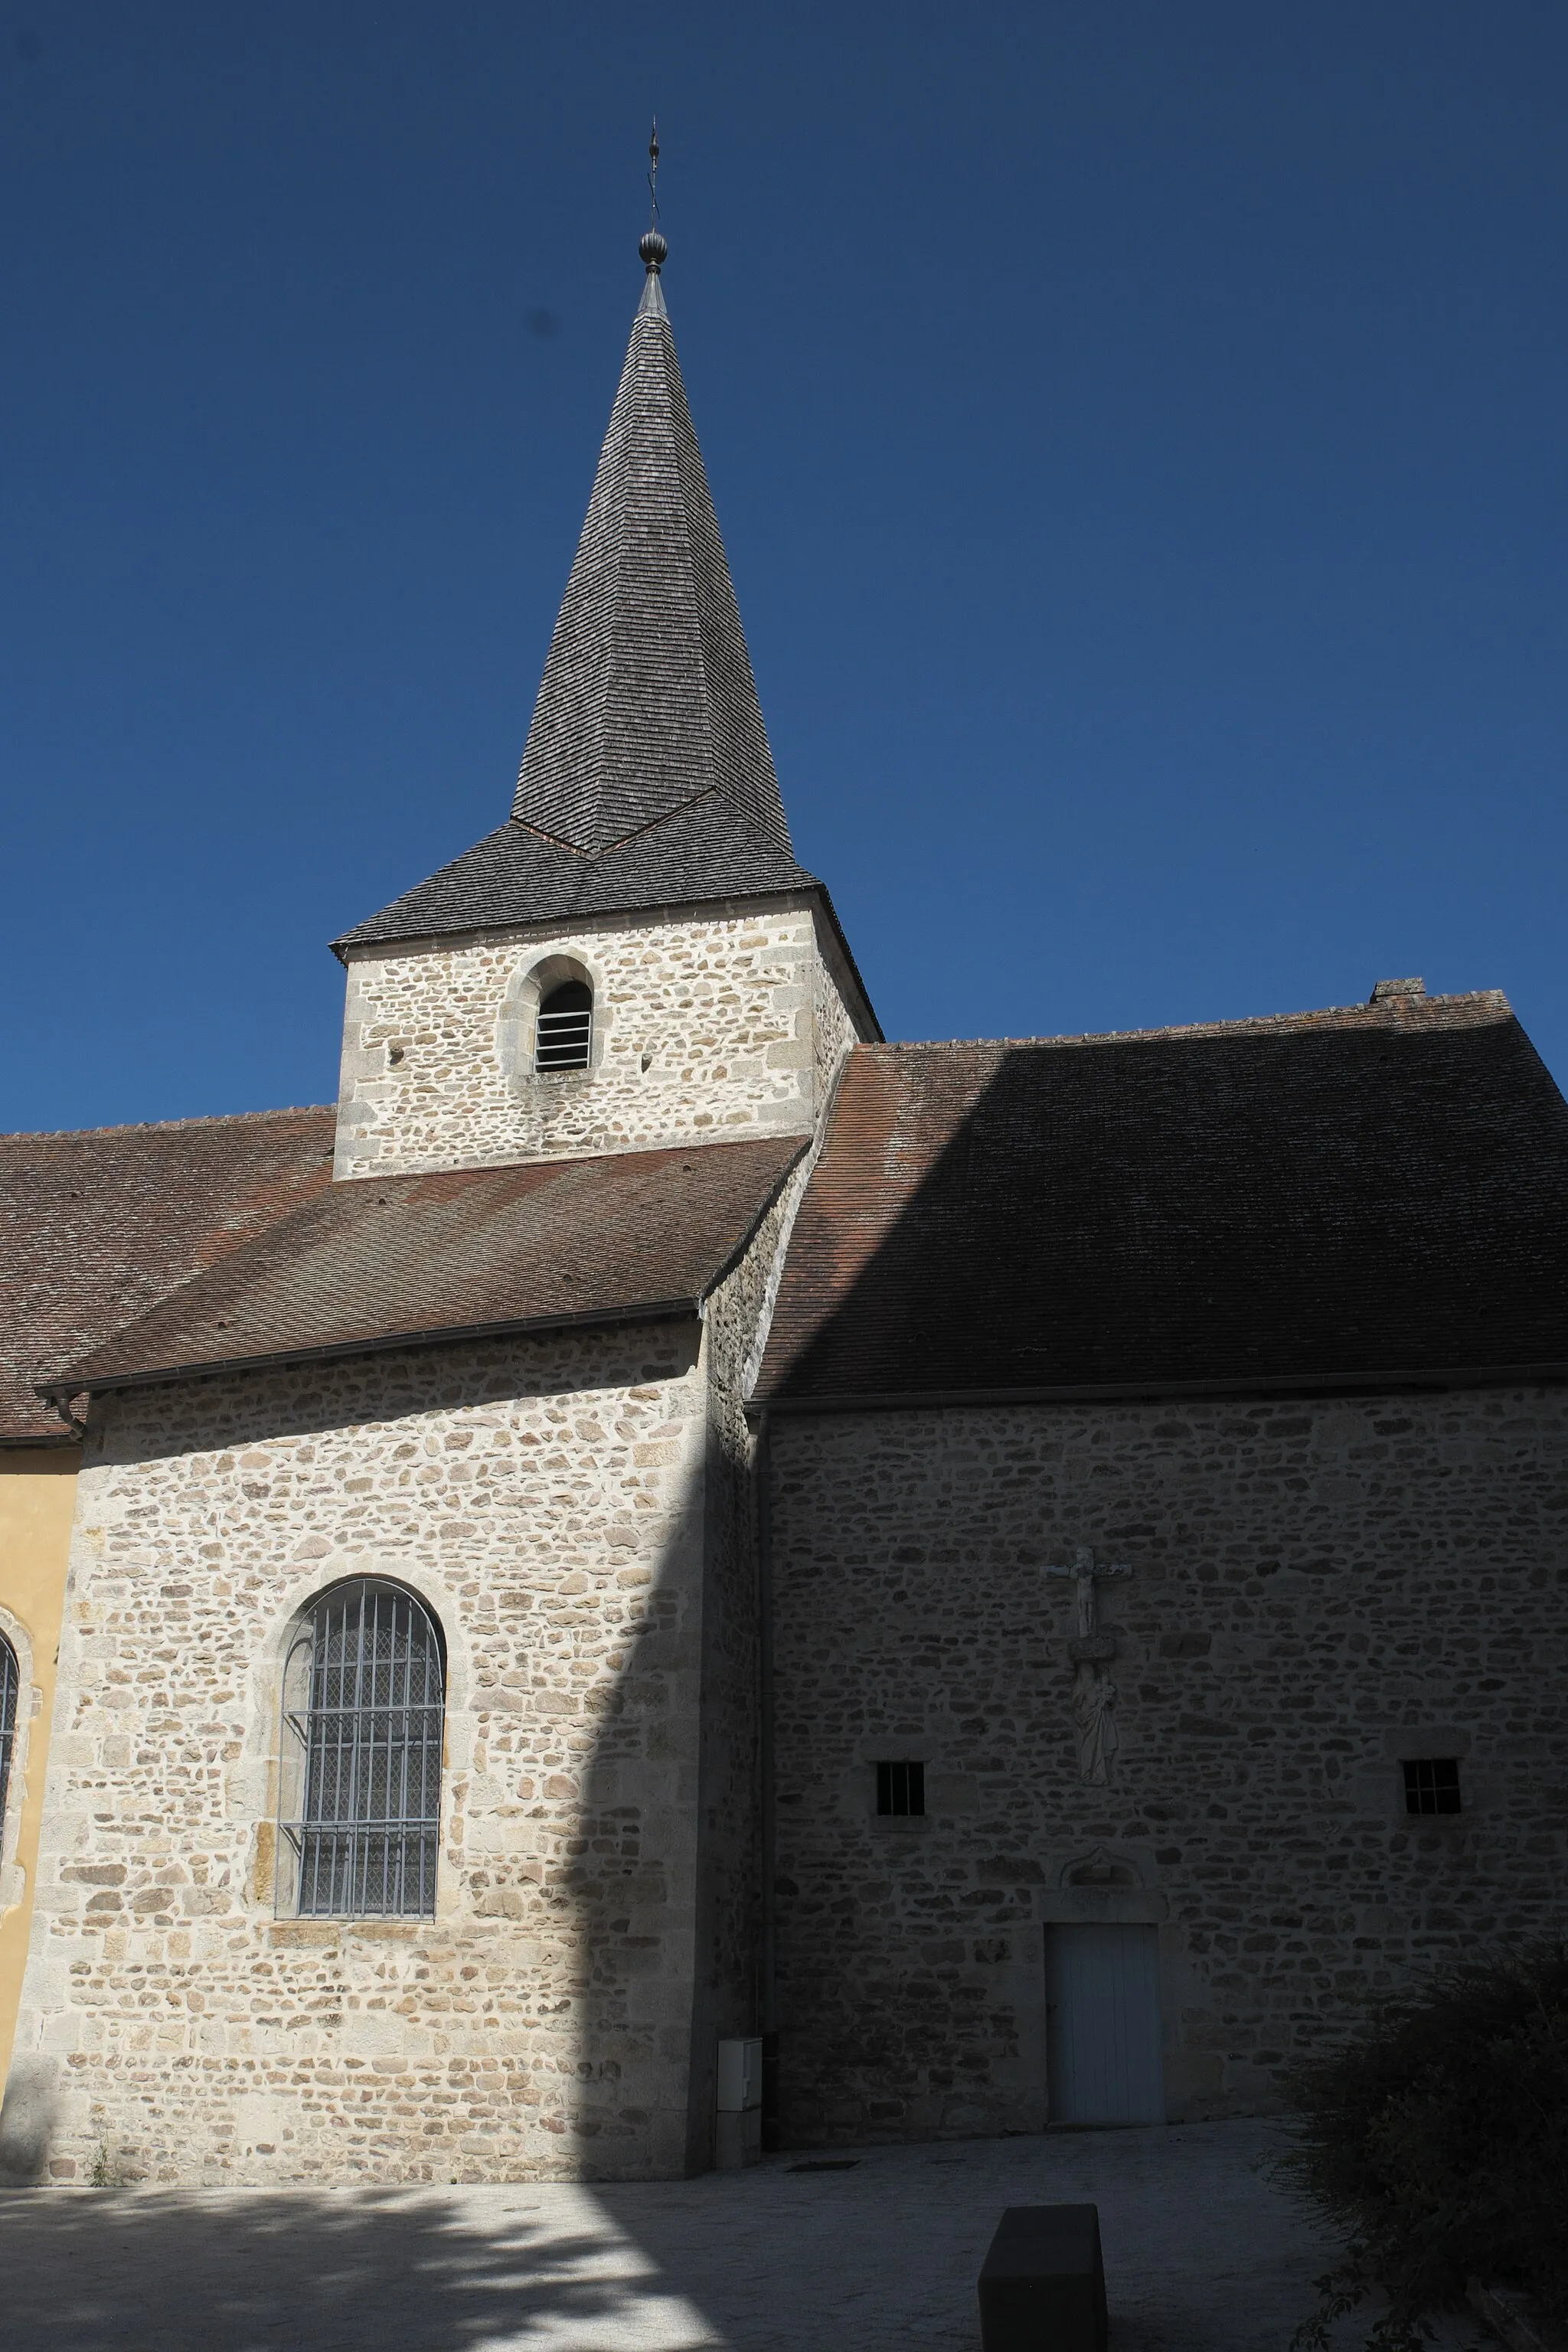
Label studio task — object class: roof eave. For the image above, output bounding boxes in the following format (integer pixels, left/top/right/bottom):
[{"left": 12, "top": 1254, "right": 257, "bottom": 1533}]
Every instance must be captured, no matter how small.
[
  {"left": 41, "top": 1295, "right": 705, "bottom": 1402},
  {"left": 747, "top": 1358, "right": 1568, "bottom": 1419}
]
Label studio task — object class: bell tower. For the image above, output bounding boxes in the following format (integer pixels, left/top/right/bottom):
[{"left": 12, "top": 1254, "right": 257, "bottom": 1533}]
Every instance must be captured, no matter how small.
[{"left": 331, "top": 218, "right": 877, "bottom": 1181}]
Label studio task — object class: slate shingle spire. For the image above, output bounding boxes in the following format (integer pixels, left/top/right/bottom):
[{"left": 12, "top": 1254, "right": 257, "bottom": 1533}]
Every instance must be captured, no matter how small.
[
  {"left": 336, "top": 230, "right": 820, "bottom": 955},
  {"left": 511, "top": 231, "right": 794, "bottom": 860}
]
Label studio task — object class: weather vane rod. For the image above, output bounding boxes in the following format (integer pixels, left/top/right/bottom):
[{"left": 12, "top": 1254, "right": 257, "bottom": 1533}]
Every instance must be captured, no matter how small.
[{"left": 639, "top": 117, "right": 668, "bottom": 278}]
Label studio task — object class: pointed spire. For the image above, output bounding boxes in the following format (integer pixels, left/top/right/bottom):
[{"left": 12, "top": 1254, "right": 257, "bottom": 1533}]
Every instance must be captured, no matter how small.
[
  {"left": 334, "top": 196, "right": 829, "bottom": 960},
  {"left": 511, "top": 220, "right": 793, "bottom": 859}
]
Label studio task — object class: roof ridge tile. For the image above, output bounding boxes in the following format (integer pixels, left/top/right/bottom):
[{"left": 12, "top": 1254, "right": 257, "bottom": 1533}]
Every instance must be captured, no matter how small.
[
  {"left": 874, "top": 991, "right": 1512, "bottom": 1059},
  {"left": 1, "top": 1104, "right": 334, "bottom": 1147}
]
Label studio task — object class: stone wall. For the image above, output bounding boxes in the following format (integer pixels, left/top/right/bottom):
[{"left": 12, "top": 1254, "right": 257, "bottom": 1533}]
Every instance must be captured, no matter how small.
[
  {"left": 811, "top": 927, "right": 858, "bottom": 1114},
  {"left": 8, "top": 1320, "right": 729, "bottom": 2187},
  {"left": 764, "top": 1384, "right": 1568, "bottom": 2146},
  {"left": 335, "top": 898, "right": 862, "bottom": 1180},
  {"left": 683, "top": 1158, "right": 815, "bottom": 2132}
]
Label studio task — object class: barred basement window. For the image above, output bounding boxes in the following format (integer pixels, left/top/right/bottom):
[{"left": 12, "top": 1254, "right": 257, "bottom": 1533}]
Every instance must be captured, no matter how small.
[
  {"left": 280, "top": 1580, "right": 445, "bottom": 1918},
  {"left": 0, "top": 1634, "right": 18, "bottom": 1823},
  {"left": 535, "top": 978, "right": 593, "bottom": 1072},
  {"left": 876, "top": 1760, "right": 925, "bottom": 1818},
  {"left": 1403, "top": 1758, "right": 1462, "bottom": 1816}
]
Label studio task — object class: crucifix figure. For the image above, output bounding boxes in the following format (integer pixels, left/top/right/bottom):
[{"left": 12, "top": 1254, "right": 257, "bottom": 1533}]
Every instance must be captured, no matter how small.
[{"left": 1041, "top": 1547, "right": 1132, "bottom": 1785}]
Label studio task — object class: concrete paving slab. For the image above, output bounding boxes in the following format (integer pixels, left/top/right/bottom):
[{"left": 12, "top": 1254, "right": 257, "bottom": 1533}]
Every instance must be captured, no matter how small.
[{"left": 0, "top": 2121, "right": 1485, "bottom": 2351}]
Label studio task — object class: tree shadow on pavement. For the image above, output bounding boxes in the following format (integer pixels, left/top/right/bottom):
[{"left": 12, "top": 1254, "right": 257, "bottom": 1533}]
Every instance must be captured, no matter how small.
[{"left": 0, "top": 2187, "right": 730, "bottom": 2352}]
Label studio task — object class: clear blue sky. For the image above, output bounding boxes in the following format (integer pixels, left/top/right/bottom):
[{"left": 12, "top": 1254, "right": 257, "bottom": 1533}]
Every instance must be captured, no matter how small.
[{"left": 4, "top": 1, "right": 1566, "bottom": 1132}]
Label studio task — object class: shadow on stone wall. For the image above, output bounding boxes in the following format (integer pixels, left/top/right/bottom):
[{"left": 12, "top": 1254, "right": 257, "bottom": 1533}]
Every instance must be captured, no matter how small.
[
  {"left": 557, "top": 1296, "right": 762, "bottom": 2180},
  {"left": 4, "top": 1318, "right": 743, "bottom": 2190}
]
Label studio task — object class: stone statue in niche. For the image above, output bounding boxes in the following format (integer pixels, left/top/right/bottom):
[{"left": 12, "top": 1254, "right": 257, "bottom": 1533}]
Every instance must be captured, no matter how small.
[
  {"left": 1070, "top": 1660, "right": 1119, "bottom": 1785},
  {"left": 1043, "top": 1546, "right": 1132, "bottom": 1786}
]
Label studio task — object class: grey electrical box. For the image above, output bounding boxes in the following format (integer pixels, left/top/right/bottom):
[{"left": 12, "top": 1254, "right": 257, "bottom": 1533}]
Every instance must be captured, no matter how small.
[{"left": 715, "top": 2035, "right": 763, "bottom": 2169}]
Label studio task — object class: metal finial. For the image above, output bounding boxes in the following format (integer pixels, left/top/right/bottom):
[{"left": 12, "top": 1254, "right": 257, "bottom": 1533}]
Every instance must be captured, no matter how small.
[{"left": 639, "top": 116, "right": 667, "bottom": 273}]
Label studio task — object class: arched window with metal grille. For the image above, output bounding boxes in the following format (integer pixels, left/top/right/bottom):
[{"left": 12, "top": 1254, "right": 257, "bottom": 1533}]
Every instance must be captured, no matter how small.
[
  {"left": 534, "top": 976, "right": 593, "bottom": 1072},
  {"left": 0, "top": 1633, "right": 19, "bottom": 1829},
  {"left": 279, "top": 1580, "right": 445, "bottom": 1919}
]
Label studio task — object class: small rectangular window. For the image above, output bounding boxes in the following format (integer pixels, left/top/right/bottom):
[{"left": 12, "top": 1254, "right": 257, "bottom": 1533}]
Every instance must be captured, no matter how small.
[
  {"left": 1403, "top": 1758, "right": 1462, "bottom": 1816},
  {"left": 876, "top": 1760, "right": 925, "bottom": 1818}
]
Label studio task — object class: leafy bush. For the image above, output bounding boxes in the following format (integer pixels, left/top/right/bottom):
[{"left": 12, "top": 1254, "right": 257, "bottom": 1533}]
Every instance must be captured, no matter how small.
[{"left": 1282, "top": 1942, "right": 1568, "bottom": 2351}]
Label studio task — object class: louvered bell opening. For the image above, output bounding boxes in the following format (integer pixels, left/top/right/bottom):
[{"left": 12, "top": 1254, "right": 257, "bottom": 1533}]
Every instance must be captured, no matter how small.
[{"left": 535, "top": 979, "right": 593, "bottom": 1073}]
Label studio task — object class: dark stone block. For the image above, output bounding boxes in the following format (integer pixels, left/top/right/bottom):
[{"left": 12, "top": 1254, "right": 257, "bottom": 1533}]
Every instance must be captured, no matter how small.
[{"left": 977, "top": 2203, "right": 1108, "bottom": 2352}]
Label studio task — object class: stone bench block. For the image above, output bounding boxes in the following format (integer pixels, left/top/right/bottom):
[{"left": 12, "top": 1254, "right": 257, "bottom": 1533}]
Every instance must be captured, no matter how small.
[{"left": 977, "top": 2203, "right": 1108, "bottom": 2352}]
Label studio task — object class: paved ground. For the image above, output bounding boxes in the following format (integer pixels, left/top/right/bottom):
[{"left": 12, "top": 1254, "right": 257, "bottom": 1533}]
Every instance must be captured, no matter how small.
[{"left": 0, "top": 2122, "right": 1483, "bottom": 2352}]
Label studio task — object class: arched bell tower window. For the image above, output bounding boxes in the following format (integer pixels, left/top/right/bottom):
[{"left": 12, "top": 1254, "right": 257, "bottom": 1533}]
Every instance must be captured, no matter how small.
[
  {"left": 279, "top": 1579, "right": 445, "bottom": 1919},
  {"left": 0, "top": 1633, "right": 18, "bottom": 1824},
  {"left": 534, "top": 977, "right": 593, "bottom": 1073}
]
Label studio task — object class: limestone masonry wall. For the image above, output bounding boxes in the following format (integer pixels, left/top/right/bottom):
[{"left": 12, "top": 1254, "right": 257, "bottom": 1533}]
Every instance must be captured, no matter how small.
[
  {"left": 766, "top": 1386, "right": 1568, "bottom": 2145},
  {"left": 335, "top": 900, "right": 859, "bottom": 1179},
  {"left": 683, "top": 1161, "right": 813, "bottom": 2137},
  {"left": 8, "top": 1321, "right": 724, "bottom": 2187}
]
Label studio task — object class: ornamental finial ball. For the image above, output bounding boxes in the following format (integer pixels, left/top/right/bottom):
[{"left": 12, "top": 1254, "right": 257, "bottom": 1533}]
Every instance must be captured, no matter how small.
[{"left": 639, "top": 227, "right": 668, "bottom": 274}]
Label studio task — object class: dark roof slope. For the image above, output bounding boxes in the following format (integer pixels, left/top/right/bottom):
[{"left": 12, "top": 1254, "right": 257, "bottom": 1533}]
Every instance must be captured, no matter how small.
[
  {"left": 511, "top": 270, "right": 790, "bottom": 858},
  {"left": 756, "top": 991, "right": 1568, "bottom": 1404},
  {"left": 1, "top": 1107, "right": 335, "bottom": 1443},
  {"left": 335, "top": 261, "right": 805, "bottom": 956},
  {"left": 334, "top": 798, "right": 821, "bottom": 954},
  {"left": 48, "top": 1135, "right": 804, "bottom": 1395}
]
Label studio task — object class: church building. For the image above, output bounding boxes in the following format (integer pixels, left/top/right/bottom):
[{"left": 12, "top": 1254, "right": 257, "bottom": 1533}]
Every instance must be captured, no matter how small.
[{"left": 2, "top": 221, "right": 1566, "bottom": 2187}]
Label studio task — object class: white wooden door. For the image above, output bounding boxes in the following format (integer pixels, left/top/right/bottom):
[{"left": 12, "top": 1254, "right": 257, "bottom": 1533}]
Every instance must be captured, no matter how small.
[{"left": 1045, "top": 1923, "right": 1165, "bottom": 2125}]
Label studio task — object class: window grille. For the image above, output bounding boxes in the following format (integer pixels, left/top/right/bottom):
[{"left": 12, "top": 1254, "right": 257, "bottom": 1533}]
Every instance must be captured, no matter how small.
[
  {"left": 876, "top": 1759, "right": 925, "bottom": 1818},
  {"left": 280, "top": 1581, "right": 444, "bottom": 1917},
  {"left": 0, "top": 1635, "right": 18, "bottom": 1824},
  {"left": 1402, "top": 1757, "right": 1462, "bottom": 1816},
  {"left": 534, "top": 978, "right": 593, "bottom": 1073}
]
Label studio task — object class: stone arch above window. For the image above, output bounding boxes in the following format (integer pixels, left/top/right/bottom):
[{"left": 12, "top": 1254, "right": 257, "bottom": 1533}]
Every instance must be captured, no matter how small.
[
  {"left": 278, "top": 1578, "right": 446, "bottom": 1919},
  {"left": 497, "top": 952, "right": 601, "bottom": 1086}
]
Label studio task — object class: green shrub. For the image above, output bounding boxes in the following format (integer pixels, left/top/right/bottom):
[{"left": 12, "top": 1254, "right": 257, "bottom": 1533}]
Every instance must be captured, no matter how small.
[{"left": 1282, "top": 1942, "right": 1568, "bottom": 2352}]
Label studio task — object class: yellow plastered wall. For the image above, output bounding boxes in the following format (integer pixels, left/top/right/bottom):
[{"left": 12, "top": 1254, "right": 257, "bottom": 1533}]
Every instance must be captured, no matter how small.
[{"left": 0, "top": 1452, "right": 77, "bottom": 2089}]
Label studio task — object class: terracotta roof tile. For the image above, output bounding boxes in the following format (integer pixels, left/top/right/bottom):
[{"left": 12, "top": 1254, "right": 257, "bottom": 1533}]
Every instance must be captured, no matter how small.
[
  {"left": 756, "top": 991, "right": 1568, "bottom": 1403},
  {"left": 50, "top": 1135, "right": 804, "bottom": 1394},
  {"left": 1, "top": 1107, "right": 335, "bottom": 1443}
]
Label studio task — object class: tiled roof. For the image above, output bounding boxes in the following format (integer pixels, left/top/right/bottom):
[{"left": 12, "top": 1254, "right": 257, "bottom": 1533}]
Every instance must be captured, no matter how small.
[
  {"left": 755, "top": 991, "right": 1568, "bottom": 1404},
  {"left": 333, "top": 799, "right": 822, "bottom": 954},
  {"left": 335, "top": 263, "right": 802, "bottom": 956},
  {"left": 513, "top": 270, "right": 791, "bottom": 857},
  {"left": 0, "top": 1107, "right": 336, "bottom": 1443},
  {"left": 47, "top": 1136, "right": 805, "bottom": 1395}
]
